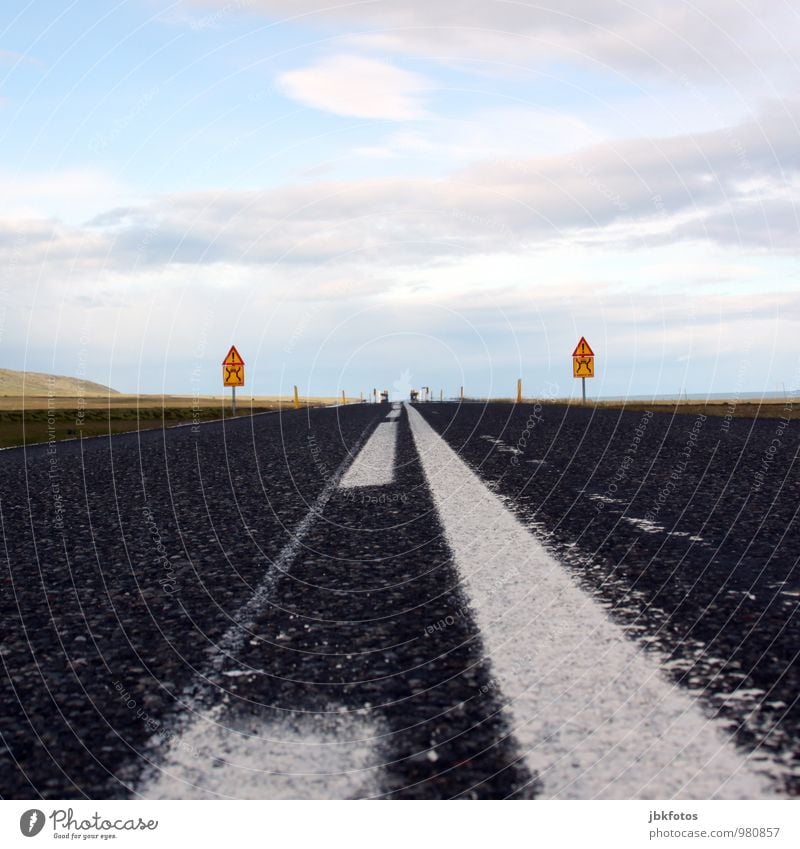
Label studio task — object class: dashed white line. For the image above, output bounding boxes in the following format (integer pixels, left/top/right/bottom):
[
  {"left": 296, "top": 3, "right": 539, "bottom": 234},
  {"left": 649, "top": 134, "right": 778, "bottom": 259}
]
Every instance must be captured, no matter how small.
[
  {"left": 406, "top": 403, "right": 773, "bottom": 800},
  {"left": 143, "top": 710, "right": 382, "bottom": 800},
  {"left": 340, "top": 422, "right": 398, "bottom": 488},
  {"left": 135, "top": 419, "right": 377, "bottom": 797}
]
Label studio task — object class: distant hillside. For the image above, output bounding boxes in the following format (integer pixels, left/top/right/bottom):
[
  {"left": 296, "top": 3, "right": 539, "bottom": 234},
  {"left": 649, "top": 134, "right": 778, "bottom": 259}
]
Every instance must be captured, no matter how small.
[{"left": 0, "top": 368, "right": 119, "bottom": 396}]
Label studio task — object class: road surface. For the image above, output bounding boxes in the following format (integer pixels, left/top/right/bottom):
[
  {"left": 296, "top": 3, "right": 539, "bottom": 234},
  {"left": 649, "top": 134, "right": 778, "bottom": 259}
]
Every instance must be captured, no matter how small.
[{"left": 1, "top": 402, "right": 796, "bottom": 798}]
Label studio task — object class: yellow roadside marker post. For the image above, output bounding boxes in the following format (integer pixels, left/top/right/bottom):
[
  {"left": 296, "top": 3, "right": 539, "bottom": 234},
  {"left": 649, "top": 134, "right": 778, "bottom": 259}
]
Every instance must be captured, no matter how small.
[
  {"left": 341, "top": 390, "right": 345, "bottom": 405},
  {"left": 460, "top": 386, "right": 464, "bottom": 402},
  {"left": 517, "top": 378, "right": 522, "bottom": 404},
  {"left": 293, "top": 385, "right": 300, "bottom": 409}
]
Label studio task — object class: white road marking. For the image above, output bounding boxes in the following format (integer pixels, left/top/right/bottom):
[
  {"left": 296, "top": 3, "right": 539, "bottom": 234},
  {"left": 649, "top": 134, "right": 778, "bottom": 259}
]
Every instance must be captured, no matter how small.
[
  {"left": 386, "top": 409, "right": 401, "bottom": 419},
  {"left": 135, "top": 419, "right": 376, "bottom": 795},
  {"left": 340, "top": 422, "right": 398, "bottom": 488},
  {"left": 143, "top": 710, "right": 382, "bottom": 800},
  {"left": 406, "top": 403, "right": 773, "bottom": 800}
]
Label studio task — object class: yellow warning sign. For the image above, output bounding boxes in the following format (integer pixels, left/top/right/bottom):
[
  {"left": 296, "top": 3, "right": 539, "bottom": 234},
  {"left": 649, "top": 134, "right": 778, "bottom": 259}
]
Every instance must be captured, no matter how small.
[
  {"left": 572, "top": 336, "right": 594, "bottom": 357},
  {"left": 222, "top": 364, "right": 245, "bottom": 386},
  {"left": 573, "top": 357, "right": 594, "bottom": 378},
  {"left": 222, "top": 345, "right": 245, "bottom": 367},
  {"left": 222, "top": 345, "right": 245, "bottom": 387}
]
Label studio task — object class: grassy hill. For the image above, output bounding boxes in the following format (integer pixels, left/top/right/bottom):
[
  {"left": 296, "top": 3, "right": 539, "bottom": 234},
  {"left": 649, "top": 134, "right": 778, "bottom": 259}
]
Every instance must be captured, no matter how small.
[{"left": 0, "top": 368, "right": 119, "bottom": 397}]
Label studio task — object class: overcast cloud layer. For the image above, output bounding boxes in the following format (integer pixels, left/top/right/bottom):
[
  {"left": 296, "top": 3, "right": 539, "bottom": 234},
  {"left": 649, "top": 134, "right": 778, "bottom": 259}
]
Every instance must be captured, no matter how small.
[{"left": 188, "top": 0, "right": 799, "bottom": 81}]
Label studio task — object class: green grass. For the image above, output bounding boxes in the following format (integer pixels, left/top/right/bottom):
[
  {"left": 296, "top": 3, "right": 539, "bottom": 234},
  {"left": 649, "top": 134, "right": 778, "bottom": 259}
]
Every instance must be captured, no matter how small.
[
  {"left": 0, "top": 404, "right": 297, "bottom": 449},
  {"left": 561, "top": 399, "right": 799, "bottom": 419}
]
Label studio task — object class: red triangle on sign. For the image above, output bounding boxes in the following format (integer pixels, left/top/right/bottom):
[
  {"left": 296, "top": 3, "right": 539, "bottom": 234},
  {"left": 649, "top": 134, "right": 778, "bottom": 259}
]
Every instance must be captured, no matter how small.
[
  {"left": 222, "top": 345, "right": 245, "bottom": 366},
  {"left": 571, "top": 336, "right": 594, "bottom": 358}
]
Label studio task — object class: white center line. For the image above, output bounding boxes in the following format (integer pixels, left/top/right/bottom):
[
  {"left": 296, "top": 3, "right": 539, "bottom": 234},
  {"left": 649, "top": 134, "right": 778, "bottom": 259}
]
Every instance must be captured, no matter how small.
[
  {"left": 340, "top": 422, "right": 398, "bottom": 488},
  {"left": 135, "top": 419, "right": 377, "bottom": 796},
  {"left": 143, "top": 711, "right": 383, "bottom": 800},
  {"left": 406, "top": 403, "right": 773, "bottom": 800}
]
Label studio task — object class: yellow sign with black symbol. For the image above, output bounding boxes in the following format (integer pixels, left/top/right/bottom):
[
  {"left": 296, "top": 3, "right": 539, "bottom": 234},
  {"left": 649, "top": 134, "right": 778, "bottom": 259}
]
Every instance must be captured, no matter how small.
[
  {"left": 222, "top": 345, "right": 245, "bottom": 387},
  {"left": 222, "top": 364, "right": 244, "bottom": 386},
  {"left": 573, "top": 356, "right": 594, "bottom": 378}
]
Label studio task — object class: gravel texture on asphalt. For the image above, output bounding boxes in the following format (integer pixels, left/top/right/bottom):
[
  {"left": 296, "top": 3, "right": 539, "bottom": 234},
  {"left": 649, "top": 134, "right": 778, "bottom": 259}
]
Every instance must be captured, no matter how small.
[
  {"left": 1, "top": 405, "right": 530, "bottom": 799},
  {"left": 0, "top": 407, "right": 383, "bottom": 798},
  {"left": 5, "top": 399, "right": 795, "bottom": 799},
  {"left": 137, "top": 409, "right": 532, "bottom": 799},
  {"left": 415, "top": 402, "right": 800, "bottom": 795}
]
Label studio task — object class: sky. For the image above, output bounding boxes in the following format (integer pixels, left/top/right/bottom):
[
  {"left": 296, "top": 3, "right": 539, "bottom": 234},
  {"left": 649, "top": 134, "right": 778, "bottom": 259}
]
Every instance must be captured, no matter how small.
[{"left": 1, "top": 0, "right": 799, "bottom": 400}]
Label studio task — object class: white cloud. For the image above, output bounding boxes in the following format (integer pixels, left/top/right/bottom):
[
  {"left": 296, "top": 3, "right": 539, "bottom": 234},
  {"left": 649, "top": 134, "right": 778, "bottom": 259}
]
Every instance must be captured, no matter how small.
[
  {"left": 353, "top": 109, "right": 605, "bottom": 163},
  {"left": 0, "top": 168, "right": 132, "bottom": 225},
  {"left": 186, "top": 0, "right": 800, "bottom": 86},
  {"left": 3, "top": 100, "right": 797, "bottom": 283},
  {"left": 3, "top": 102, "right": 798, "bottom": 390},
  {"left": 4, "top": 204, "right": 796, "bottom": 396},
  {"left": 276, "top": 54, "right": 430, "bottom": 120}
]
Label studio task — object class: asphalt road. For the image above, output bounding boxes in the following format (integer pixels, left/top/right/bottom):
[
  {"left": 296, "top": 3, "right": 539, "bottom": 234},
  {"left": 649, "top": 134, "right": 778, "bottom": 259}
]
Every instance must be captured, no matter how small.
[
  {"left": 0, "top": 407, "right": 382, "bottom": 797},
  {"left": 1, "top": 402, "right": 796, "bottom": 799},
  {"left": 415, "top": 401, "right": 799, "bottom": 795}
]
